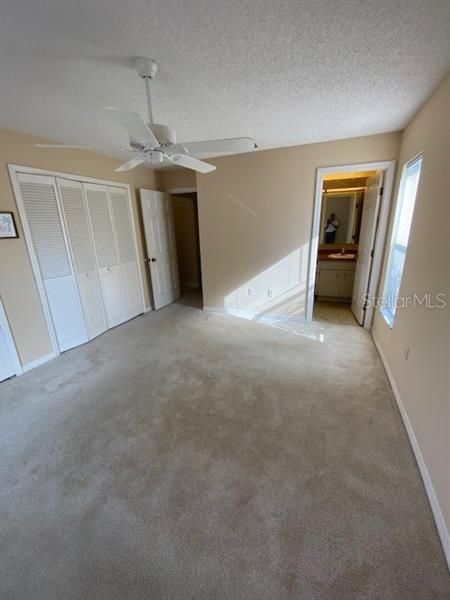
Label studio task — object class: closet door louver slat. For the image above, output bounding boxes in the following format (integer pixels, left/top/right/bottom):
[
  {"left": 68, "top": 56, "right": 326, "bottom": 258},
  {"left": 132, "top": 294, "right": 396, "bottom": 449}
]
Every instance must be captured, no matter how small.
[
  {"left": 17, "top": 173, "right": 88, "bottom": 352},
  {"left": 19, "top": 181, "right": 71, "bottom": 280},
  {"left": 84, "top": 187, "right": 118, "bottom": 268},
  {"left": 84, "top": 183, "right": 128, "bottom": 328},
  {"left": 109, "top": 187, "right": 142, "bottom": 318},
  {"left": 58, "top": 179, "right": 107, "bottom": 340},
  {"left": 110, "top": 189, "right": 136, "bottom": 263},
  {"left": 58, "top": 183, "right": 95, "bottom": 274}
]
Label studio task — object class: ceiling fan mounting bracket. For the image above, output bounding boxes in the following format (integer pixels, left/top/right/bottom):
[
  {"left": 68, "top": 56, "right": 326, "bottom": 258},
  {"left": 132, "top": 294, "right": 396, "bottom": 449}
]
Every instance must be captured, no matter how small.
[{"left": 134, "top": 57, "right": 158, "bottom": 79}]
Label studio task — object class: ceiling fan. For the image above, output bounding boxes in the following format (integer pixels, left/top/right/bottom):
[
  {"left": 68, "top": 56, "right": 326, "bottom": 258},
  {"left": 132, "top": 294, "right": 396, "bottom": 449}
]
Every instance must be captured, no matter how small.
[{"left": 35, "top": 58, "right": 257, "bottom": 174}]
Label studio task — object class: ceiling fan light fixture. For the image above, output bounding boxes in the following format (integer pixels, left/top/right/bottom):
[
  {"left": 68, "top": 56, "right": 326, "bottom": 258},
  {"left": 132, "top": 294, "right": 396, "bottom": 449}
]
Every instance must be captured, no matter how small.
[
  {"left": 152, "top": 123, "right": 176, "bottom": 144},
  {"left": 35, "top": 57, "right": 257, "bottom": 174},
  {"left": 150, "top": 151, "right": 164, "bottom": 164}
]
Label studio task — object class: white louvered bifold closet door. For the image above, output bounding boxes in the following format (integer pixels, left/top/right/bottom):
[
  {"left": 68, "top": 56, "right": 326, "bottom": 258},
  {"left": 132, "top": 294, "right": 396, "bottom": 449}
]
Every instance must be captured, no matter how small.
[
  {"left": 57, "top": 179, "right": 107, "bottom": 340},
  {"left": 108, "top": 187, "right": 143, "bottom": 319},
  {"left": 17, "top": 173, "right": 88, "bottom": 352},
  {"left": 84, "top": 183, "right": 128, "bottom": 328}
]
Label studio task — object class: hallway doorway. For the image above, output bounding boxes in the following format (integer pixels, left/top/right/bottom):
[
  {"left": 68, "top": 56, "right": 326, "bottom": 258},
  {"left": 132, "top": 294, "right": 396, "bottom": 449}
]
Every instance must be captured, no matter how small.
[{"left": 170, "top": 192, "right": 203, "bottom": 305}]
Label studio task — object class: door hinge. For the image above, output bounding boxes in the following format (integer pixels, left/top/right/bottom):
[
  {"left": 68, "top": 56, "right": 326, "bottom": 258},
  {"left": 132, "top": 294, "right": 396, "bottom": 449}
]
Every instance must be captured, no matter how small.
[{"left": 370, "top": 249, "right": 374, "bottom": 258}]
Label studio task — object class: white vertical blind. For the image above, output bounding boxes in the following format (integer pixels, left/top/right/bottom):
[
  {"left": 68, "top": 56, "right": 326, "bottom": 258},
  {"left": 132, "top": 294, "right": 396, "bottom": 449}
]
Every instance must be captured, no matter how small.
[{"left": 382, "top": 156, "right": 423, "bottom": 326}]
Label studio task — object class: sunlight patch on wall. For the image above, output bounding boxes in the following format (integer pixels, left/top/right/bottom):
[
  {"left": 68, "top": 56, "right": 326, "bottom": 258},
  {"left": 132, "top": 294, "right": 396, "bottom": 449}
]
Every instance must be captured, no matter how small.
[{"left": 224, "top": 246, "right": 309, "bottom": 320}]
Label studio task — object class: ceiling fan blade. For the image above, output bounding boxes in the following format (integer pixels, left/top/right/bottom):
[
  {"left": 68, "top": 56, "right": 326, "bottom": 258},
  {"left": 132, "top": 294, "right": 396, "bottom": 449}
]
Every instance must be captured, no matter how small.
[
  {"left": 180, "top": 137, "right": 257, "bottom": 156},
  {"left": 115, "top": 154, "right": 148, "bottom": 172},
  {"left": 106, "top": 107, "right": 159, "bottom": 146},
  {"left": 35, "top": 144, "right": 132, "bottom": 155},
  {"left": 34, "top": 144, "right": 98, "bottom": 149},
  {"left": 169, "top": 154, "right": 216, "bottom": 173}
]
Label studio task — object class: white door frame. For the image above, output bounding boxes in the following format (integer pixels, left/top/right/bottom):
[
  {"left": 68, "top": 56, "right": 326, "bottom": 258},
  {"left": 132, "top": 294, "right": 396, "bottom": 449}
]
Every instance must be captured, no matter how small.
[
  {"left": 306, "top": 160, "right": 396, "bottom": 329},
  {"left": 0, "top": 298, "right": 23, "bottom": 378},
  {"left": 166, "top": 187, "right": 197, "bottom": 194},
  {"left": 8, "top": 164, "right": 146, "bottom": 356}
]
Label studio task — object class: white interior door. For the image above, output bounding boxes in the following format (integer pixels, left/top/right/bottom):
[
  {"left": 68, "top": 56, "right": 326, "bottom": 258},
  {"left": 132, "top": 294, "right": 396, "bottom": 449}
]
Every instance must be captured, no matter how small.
[
  {"left": 17, "top": 173, "right": 88, "bottom": 352},
  {"left": 57, "top": 178, "right": 107, "bottom": 340},
  {"left": 84, "top": 183, "right": 128, "bottom": 328},
  {"left": 140, "top": 190, "right": 180, "bottom": 310},
  {"left": 0, "top": 300, "right": 20, "bottom": 382},
  {"left": 0, "top": 328, "right": 15, "bottom": 382},
  {"left": 351, "top": 172, "right": 383, "bottom": 325},
  {"left": 108, "top": 187, "right": 143, "bottom": 319}
]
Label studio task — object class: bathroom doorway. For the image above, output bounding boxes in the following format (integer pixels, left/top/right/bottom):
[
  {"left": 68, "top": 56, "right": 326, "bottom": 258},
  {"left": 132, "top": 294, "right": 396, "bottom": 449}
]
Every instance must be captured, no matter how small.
[{"left": 307, "top": 161, "right": 396, "bottom": 328}]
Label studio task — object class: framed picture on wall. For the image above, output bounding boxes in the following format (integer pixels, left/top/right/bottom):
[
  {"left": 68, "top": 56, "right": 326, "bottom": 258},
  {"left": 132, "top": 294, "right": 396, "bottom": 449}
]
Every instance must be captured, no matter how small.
[{"left": 0, "top": 212, "right": 18, "bottom": 239}]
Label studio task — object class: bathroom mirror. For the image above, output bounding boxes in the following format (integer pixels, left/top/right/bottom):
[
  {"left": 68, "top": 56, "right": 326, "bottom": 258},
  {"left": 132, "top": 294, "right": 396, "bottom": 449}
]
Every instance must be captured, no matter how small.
[{"left": 320, "top": 191, "right": 365, "bottom": 245}]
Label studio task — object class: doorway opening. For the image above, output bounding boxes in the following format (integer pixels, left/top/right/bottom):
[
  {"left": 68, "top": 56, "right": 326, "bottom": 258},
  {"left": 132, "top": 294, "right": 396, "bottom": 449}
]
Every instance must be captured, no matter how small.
[
  {"left": 170, "top": 191, "right": 203, "bottom": 308},
  {"left": 306, "top": 161, "right": 396, "bottom": 329}
]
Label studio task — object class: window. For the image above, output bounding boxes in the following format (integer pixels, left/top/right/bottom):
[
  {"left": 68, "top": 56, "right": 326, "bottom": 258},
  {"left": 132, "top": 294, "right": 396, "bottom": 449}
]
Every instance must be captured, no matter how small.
[{"left": 381, "top": 155, "right": 423, "bottom": 327}]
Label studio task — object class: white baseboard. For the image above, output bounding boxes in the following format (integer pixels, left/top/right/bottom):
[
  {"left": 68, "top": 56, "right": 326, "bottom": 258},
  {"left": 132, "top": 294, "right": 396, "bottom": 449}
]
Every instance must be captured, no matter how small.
[
  {"left": 22, "top": 351, "right": 57, "bottom": 373},
  {"left": 203, "top": 306, "right": 305, "bottom": 323},
  {"left": 143, "top": 305, "right": 153, "bottom": 314},
  {"left": 372, "top": 330, "right": 450, "bottom": 571}
]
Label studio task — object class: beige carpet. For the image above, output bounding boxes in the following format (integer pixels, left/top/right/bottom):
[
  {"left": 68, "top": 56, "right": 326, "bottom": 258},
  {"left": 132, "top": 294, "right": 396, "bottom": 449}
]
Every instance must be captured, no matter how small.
[
  {"left": 313, "top": 300, "right": 359, "bottom": 326},
  {"left": 0, "top": 296, "right": 448, "bottom": 599}
]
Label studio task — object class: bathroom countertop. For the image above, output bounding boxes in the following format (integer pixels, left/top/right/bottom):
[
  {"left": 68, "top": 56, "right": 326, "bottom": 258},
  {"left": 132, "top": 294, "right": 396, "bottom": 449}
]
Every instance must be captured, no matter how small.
[{"left": 317, "top": 251, "right": 357, "bottom": 262}]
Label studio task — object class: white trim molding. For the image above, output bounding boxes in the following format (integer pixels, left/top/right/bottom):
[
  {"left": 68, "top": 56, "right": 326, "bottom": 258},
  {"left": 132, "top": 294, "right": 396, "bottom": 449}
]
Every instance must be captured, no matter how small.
[
  {"left": 306, "top": 160, "right": 396, "bottom": 328},
  {"left": 22, "top": 351, "right": 58, "bottom": 373},
  {"left": 166, "top": 186, "right": 197, "bottom": 194},
  {"left": 372, "top": 330, "right": 450, "bottom": 571},
  {"left": 8, "top": 163, "right": 134, "bottom": 189}
]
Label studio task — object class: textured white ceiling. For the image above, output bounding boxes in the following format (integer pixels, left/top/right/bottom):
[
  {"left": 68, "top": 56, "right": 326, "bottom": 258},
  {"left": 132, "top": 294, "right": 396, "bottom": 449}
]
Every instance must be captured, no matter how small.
[{"left": 0, "top": 0, "right": 449, "bottom": 164}]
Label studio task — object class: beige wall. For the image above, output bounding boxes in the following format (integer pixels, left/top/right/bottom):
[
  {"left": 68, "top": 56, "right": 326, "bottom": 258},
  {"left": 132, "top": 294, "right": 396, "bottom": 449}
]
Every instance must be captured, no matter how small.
[
  {"left": 158, "top": 168, "right": 196, "bottom": 192},
  {"left": 196, "top": 132, "right": 401, "bottom": 312},
  {"left": 372, "top": 74, "right": 450, "bottom": 549},
  {"left": 171, "top": 195, "right": 200, "bottom": 288},
  {"left": 0, "top": 127, "right": 157, "bottom": 365}
]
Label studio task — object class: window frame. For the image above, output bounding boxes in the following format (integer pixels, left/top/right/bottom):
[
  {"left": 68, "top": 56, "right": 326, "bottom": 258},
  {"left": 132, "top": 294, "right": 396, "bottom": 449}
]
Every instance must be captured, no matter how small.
[{"left": 380, "top": 154, "right": 423, "bottom": 328}]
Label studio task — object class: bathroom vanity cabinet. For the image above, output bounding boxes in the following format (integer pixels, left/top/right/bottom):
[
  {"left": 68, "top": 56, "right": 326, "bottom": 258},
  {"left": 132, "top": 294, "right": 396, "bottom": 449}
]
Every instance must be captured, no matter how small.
[{"left": 316, "top": 260, "right": 356, "bottom": 300}]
